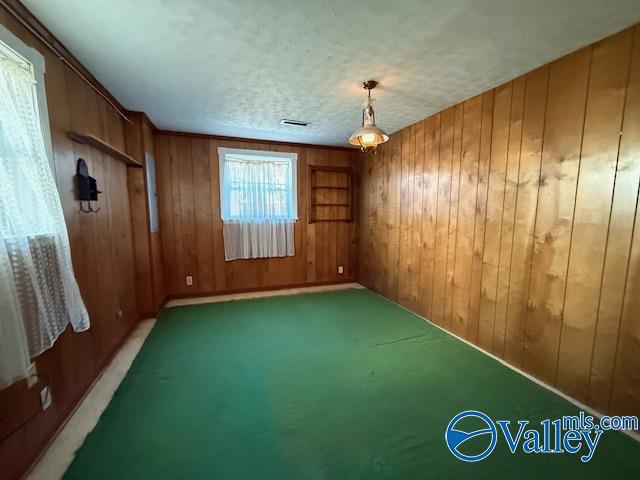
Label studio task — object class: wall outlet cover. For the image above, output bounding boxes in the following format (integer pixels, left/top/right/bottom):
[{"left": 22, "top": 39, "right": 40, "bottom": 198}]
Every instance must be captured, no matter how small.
[
  {"left": 186, "top": 275, "right": 193, "bottom": 286},
  {"left": 338, "top": 265, "right": 344, "bottom": 274},
  {"left": 40, "top": 386, "right": 52, "bottom": 410}
]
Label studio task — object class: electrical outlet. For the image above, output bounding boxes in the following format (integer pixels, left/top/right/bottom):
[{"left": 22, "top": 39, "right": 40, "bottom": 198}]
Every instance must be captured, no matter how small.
[
  {"left": 27, "top": 362, "right": 38, "bottom": 388},
  {"left": 40, "top": 386, "right": 52, "bottom": 410},
  {"left": 338, "top": 265, "right": 344, "bottom": 274},
  {"left": 186, "top": 275, "right": 193, "bottom": 286},
  {"left": 116, "top": 309, "right": 123, "bottom": 319}
]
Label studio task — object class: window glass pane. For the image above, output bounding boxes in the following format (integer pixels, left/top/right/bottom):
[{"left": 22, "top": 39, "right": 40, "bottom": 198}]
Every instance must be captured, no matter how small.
[{"left": 221, "top": 151, "right": 296, "bottom": 221}]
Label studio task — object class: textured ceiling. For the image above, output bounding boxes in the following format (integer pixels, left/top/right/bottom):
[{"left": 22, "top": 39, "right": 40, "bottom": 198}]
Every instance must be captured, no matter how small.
[{"left": 23, "top": 0, "right": 640, "bottom": 146}]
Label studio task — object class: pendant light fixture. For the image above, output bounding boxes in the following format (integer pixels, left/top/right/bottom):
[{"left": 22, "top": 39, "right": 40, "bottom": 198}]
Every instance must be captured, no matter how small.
[{"left": 349, "top": 80, "right": 389, "bottom": 153}]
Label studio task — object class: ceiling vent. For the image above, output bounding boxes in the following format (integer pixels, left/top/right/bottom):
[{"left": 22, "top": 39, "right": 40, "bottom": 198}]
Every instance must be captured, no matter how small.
[{"left": 280, "top": 119, "right": 310, "bottom": 127}]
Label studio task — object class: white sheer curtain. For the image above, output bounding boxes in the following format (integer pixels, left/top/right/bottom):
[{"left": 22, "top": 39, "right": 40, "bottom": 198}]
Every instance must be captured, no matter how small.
[
  {"left": 0, "top": 54, "right": 89, "bottom": 387},
  {"left": 219, "top": 148, "right": 297, "bottom": 260}
]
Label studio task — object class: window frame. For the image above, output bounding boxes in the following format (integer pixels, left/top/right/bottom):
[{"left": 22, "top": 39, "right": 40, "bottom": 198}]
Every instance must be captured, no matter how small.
[
  {"left": 0, "top": 23, "right": 55, "bottom": 172},
  {"left": 217, "top": 147, "right": 298, "bottom": 222}
]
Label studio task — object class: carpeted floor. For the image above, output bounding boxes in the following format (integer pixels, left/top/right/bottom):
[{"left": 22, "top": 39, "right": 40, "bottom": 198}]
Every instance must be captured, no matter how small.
[{"left": 64, "top": 288, "right": 640, "bottom": 479}]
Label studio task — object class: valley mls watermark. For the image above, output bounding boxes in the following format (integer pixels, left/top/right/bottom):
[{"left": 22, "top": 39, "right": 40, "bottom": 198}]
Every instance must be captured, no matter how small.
[{"left": 445, "top": 410, "right": 638, "bottom": 463}]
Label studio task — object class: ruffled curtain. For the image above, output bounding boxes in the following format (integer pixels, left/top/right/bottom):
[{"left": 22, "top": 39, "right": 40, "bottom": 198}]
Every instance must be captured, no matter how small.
[
  {"left": 221, "top": 153, "right": 296, "bottom": 260},
  {"left": 0, "top": 56, "right": 89, "bottom": 387}
]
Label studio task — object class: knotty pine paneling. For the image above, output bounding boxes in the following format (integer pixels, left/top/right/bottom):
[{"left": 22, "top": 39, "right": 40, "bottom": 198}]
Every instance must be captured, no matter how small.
[
  {"left": 155, "top": 134, "right": 357, "bottom": 297},
  {"left": 0, "top": 8, "right": 139, "bottom": 480},
  {"left": 357, "top": 25, "right": 640, "bottom": 418}
]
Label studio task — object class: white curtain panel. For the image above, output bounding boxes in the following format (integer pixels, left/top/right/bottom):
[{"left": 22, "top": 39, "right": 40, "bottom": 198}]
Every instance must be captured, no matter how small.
[
  {"left": 219, "top": 149, "right": 297, "bottom": 261},
  {"left": 0, "top": 56, "right": 89, "bottom": 387},
  {"left": 223, "top": 220, "right": 295, "bottom": 260}
]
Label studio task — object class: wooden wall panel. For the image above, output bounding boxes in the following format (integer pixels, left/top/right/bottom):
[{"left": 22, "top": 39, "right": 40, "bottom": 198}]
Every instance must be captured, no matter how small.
[
  {"left": 522, "top": 47, "right": 591, "bottom": 384},
  {"left": 143, "top": 117, "right": 166, "bottom": 312},
  {"left": 444, "top": 105, "right": 463, "bottom": 330},
  {"left": 467, "top": 92, "right": 494, "bottom": 342},
  {"left": 192, "top": 139, "right": 214, "bottom": 292},
  {"left": 477, "top": 84, "right": 511, "bottom": 350},
  {"left": 493, "top": 76, "right": 525, "bottom": 358},
  {"left": 410, "top": 121, "right": 426, "bottom": 310},
  {"left": 155, "top": 134, "right": 356, "bottom": 297},
  {"left": 387, "top": 134, "right": 402, "bottom": 299},
  {"left": 397, "top": 127, "right": 413, "bottom": 307},
  {"left": 0, "top": 9, "right": 139, "bottom": 480},
  {"left": 556, "top": 30, "right": 633, "bottom": 401},
  {"left": 609, "top": 192, "right": 640, "bottom": 415},
  {"left": 430, "top": 108, "right": 455, "bottom": 326},
  {"left": 416, "top": 115, "right": 440, "bottom": 320},
  {"left": 124, "top": 112, "right": 165, "bottom": 317},
  {"left": 357, "top": 24, "right": 640, "bottom": 418},
  {"left": 124, "top": 116, "right": 153, "bottom": 315},
  {"left": 604, "top": 25, "right": 640, "bottom": 416},
  {"left": 451, "top": 96, "right": 482, "bottom": 337},
  {"left": 503, "top": 67, "right": 549, "bottom": 367}
]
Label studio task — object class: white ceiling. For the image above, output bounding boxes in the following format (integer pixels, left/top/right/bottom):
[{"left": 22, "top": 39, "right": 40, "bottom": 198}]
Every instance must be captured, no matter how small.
[{"left": 23, "top": 0, "right": 640, "bottom": 146}]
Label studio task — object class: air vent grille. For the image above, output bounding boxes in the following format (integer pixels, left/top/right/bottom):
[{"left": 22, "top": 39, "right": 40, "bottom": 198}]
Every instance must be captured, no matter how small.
[{"left": 280, "top": 119, "right": 310, "bottom": 127}]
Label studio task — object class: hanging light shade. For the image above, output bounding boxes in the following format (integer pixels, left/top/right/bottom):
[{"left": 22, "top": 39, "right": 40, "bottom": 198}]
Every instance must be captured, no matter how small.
[{"left": 349, "top": 80, "right": 389, "bottom": 152}]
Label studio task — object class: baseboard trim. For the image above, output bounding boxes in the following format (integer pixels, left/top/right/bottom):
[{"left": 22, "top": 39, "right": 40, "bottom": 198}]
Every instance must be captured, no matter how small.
[
  {"left": 165, "top": 279, "right": 357, "bottom": 303},
  {"left": 165, "top": 281, "right": 363, "bottom": 308}
]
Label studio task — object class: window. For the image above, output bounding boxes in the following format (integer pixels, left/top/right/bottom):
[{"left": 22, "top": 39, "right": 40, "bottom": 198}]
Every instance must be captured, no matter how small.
[
  {"left": 0, "top": 24, "right": 54, "bottom": 168},
  {"left": 0, "top": 25, "right": 89, "bottom": 388},
  {"left": 218, "top": 147, "right": 297, "bottom": 260}
]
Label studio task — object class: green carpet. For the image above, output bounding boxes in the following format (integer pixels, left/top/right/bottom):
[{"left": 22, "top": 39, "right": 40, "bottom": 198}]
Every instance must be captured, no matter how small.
[{"left": 64, "top": 289, "right": 640, "bottom": 479}]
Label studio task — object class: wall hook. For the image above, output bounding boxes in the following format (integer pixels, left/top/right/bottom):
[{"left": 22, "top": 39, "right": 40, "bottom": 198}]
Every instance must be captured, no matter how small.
[{"left": 79, "top": 200, "right": 101, "bottom": 214}]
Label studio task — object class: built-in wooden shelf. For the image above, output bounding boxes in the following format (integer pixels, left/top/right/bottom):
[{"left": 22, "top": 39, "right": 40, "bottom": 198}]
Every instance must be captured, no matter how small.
[
  {"left": 68, "top": 132, "right": 142, "bottom": 168},
  {"left": 308, "top": 165, "right": 353, "bottom": 223}
]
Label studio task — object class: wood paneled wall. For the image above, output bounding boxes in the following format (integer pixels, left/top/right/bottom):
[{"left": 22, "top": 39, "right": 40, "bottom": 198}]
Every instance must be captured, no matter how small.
[
  {"left": 125, "top": 112, "right": 165, "bottom": 317},
  {"left": 0, "top": 9, "right": 139, "bottom": 480},
  {"left": 357, "top": 25, "right": 640, "bottom": 418},
  {"left": 155, "top": 134, "right": 357, "bottom": 297}
]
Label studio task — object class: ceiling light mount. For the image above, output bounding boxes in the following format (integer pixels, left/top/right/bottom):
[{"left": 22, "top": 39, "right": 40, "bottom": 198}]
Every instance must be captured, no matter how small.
[
  {"left": 362, "top": 80, "right": 378, "bottom": 90},
  {"left": 349, "top": 80, "right": 388, "bottom": 153}
]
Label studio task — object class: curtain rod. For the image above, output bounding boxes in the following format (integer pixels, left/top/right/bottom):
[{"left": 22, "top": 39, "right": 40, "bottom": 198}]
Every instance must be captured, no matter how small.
[{"left": 0, "top": 0, "right": 132, "bottom": 124}]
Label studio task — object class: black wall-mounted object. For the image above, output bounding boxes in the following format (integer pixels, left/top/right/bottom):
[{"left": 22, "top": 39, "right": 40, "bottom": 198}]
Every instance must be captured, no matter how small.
[{"left": 76, "top": 158, "right": 101, "bottom": 213}]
